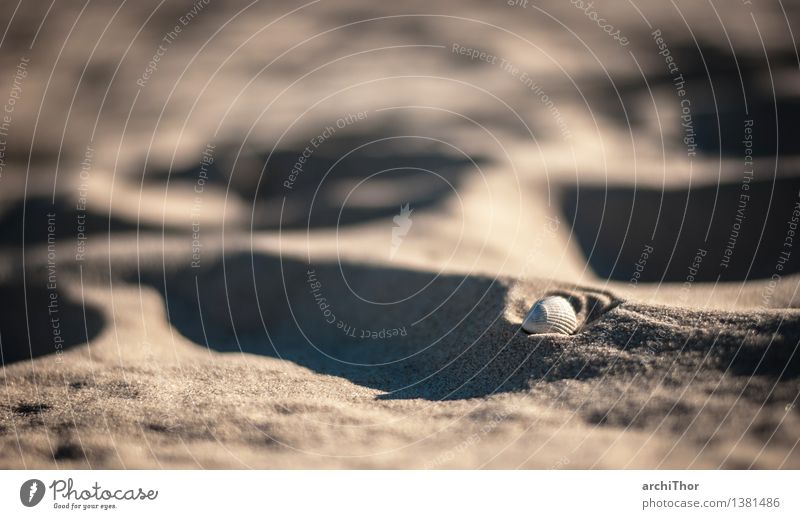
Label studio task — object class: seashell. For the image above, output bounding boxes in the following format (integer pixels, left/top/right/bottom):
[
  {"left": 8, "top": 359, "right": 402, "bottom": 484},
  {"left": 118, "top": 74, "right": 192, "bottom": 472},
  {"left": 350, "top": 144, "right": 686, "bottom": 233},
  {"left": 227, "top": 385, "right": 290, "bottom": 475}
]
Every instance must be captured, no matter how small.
[{"left": 522, "top": 296, "right": 578, "bottom": 335}]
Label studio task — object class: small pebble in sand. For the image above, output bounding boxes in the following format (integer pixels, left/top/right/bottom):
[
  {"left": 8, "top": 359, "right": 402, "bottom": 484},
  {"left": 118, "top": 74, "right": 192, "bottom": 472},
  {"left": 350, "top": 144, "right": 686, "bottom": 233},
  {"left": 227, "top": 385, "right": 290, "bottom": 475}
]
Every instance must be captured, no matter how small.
[{"left": 522, "top": 296, "right": 578, "bottom": 335}]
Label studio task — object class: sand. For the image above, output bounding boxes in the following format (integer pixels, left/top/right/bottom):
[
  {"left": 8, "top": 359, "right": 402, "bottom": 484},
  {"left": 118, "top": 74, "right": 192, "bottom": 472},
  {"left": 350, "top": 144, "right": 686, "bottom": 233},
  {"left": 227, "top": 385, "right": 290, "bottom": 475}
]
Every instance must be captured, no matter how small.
[{"left": 1, "top": 0, "right": 799, "bottom": 468}]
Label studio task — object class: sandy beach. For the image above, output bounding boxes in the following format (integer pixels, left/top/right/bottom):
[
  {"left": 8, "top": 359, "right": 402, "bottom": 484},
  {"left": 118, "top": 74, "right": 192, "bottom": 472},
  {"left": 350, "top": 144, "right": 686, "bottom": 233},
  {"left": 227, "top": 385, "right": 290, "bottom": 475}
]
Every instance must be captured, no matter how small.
[{"left": 1, "top": 0, "right": 799, "bottom": 468}]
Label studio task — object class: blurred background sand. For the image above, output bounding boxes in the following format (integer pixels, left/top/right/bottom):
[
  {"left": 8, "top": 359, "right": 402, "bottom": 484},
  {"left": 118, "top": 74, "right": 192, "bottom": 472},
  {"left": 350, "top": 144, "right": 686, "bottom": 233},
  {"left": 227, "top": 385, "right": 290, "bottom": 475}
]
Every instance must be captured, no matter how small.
[{"left": 1, "top": 0, "right": 799, "bottom": 468}]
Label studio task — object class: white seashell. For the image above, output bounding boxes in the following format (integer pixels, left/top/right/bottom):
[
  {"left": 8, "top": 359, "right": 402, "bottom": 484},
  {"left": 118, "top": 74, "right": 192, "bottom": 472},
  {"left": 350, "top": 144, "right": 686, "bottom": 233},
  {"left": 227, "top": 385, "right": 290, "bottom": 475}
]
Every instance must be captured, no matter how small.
[{"left": 522, "top": 296, "right": 578, "bottom": 335}]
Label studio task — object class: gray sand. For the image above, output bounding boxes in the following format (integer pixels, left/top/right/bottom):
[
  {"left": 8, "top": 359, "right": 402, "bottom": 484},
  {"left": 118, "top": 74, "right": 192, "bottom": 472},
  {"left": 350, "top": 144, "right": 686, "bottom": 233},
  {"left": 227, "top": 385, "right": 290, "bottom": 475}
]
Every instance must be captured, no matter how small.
[{"left": 1, "top": 0, "right": 799, "bottom": 468}]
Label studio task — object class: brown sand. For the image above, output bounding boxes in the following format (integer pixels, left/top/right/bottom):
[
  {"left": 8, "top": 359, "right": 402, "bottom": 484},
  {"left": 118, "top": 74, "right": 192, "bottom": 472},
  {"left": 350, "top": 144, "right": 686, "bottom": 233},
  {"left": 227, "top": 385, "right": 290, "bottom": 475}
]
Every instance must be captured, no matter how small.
[{"left": 1, "top": 0, "right": 799, "bottom": 468}]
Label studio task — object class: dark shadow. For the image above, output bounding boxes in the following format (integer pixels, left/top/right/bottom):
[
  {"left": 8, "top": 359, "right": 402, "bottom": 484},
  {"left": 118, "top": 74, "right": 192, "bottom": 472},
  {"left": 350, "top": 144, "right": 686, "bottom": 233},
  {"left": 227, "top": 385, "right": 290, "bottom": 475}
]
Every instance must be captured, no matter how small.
[
  {"left": 134, "top": 252, "right": 609, "bottom": 400},
  {"left": 587, "top": 40, "right": 800, "bottom": 157},
  {"left": 0, "top": 196, "right": 164, "bottom": 247},
  {"left": 674, "top": 44, "right": 800, "bottom": 157},
  {"left": 133, "top": 252, "right": 799, "bottom": 402},
  {"left": 595, "top": 303, "right": 800, "bottom": 380},
  {"left": 143, "top": 129, "right": 487, "bottom": 229},
  {"left": 0, "top": 281, "right": 104, "bottom": 364},
  {"left": 562, "top": 176, "right": 800, "bottom": 282}
]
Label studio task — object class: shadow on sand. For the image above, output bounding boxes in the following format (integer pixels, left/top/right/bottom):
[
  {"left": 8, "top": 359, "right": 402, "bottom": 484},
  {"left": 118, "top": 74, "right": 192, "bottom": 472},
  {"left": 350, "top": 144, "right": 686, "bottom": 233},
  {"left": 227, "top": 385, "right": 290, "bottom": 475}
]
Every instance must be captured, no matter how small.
[
  {"left": 134, "top": 252, "right": 799, "bottom": 402},
  {"left": 141, "top": 128, "right": 488, "bottom": 230},
  {"left": 562, "top": 176, "right": 800, "bottom": 283},
  {"left": 0, "top": 280, "right": 104, "bottom": 365}
]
